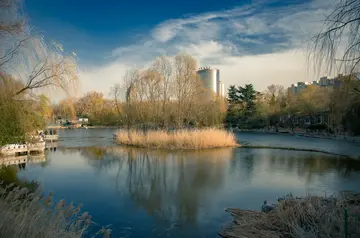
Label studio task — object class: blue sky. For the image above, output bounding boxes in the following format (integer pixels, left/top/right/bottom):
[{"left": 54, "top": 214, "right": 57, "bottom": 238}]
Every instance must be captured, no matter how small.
[{"left": 24, "top": 0, "right": 337, "bottom": 96}]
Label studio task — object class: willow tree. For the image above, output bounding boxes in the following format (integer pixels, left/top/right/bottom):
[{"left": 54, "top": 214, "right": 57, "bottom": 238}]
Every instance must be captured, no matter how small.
[
  {"left": 310, "top": 0, "right": 360, "bottom": 81},
  {"left": 0, "top": 0, "right": 79, "bottom": 145},
  {"left": 1, "top": 0, "right": 79, "bottom": 98}
]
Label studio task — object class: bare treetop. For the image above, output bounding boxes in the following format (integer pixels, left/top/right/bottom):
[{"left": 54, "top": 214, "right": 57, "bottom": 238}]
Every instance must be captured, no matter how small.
[
  {"left": 310, "top": 0, "right": 360, "bottom": 76},
  {"left": 0, "top": 0, "right": 79, "bottom": 98}
]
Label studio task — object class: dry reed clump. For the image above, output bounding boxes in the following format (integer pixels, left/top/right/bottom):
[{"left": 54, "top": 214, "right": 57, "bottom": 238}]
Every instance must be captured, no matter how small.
[
  {"left": 115, "top": 128, "right": 238, "bottom": 149},
  {"left": 220, "top": 193, "right": 360, "bottom": 238},
  {"left": 0, "top": 182, "right": 111, "bottom": 238}
]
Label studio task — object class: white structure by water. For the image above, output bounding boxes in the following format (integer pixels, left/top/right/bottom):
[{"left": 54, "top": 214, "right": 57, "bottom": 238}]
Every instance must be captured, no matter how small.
[
  {"left": 39, "top": 129, "right": 59, "bottom": 142},
  {"left": 197, "top": 67, "right": 225, "bottom": 97},
  {"left": 0, "top": 141, "right": 45, "bottom": 156}
]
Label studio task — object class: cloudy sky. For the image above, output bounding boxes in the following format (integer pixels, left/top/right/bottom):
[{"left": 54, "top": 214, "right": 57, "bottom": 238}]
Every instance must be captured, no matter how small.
[{"left": 25, "top": 0, "right": 337, "bottom": 97}]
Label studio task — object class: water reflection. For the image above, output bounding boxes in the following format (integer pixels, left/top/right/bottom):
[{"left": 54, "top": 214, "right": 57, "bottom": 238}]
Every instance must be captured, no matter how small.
[
  {"left": 229, "top": 149, "right": 360, "bottom": 194},
  {"left": 0, "top": 155, "right": 46, "bottom": 191},
  {"left": 14, "top": 145, "right": 360, "bottom": 237},
  {"left": 0, "top": 154, "right": 47, "bottom": 166},
  {"left": 45, "top": 141, "right": 58, "bottom": 152},
  {"left": 60, "top": 147, "right": 360, "bottom": 221},
  {"left": 63, "top": 146, "right": 232, "bottom": 224}
]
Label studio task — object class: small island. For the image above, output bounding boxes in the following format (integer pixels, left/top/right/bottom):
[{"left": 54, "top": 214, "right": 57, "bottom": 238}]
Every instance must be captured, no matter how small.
[{"left": 114, "top": 128, "right": 238, "bottom": 149}]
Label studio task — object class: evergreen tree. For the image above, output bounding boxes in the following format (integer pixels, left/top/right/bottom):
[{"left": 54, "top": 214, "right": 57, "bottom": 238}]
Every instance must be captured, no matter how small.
[
  {"left": 227, "top": 85, "right": 239, "bottom": 104},
  {"left": 238, "top": 84, "right": 257, "bottom": 112}
]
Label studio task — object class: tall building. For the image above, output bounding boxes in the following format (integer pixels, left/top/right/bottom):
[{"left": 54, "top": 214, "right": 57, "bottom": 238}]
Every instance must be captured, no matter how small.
[{"left": 196, "top": 67, "right": 225, "bottom": 97}]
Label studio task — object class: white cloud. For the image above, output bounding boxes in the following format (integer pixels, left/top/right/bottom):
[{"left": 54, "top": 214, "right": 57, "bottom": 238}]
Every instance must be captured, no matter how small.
[
  {"left": 78, "top": 62, "right": 129, "bottom": 97},
  {"left": 77, "top": 0, "right": 339, "bottom": 98},
  {"left": 214, "top": 49, "right": 323, "bottom": 91}
]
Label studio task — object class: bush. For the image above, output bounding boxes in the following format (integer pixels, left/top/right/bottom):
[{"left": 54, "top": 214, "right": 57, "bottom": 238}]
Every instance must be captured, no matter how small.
[
  {"left": 0, "top": 184, "right": 99, "bottom": 238},
  {"left": 221, "top": 193, "right": 360, "bottom": 238}
]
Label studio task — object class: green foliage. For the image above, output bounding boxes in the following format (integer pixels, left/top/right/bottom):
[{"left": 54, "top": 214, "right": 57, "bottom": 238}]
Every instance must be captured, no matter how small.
[
  {"left": 227, "top": 85, "right": 239, "bottom": 104},
  {"left": 0, "top": 99, "right": 46, "bottom": 146},
  {"left": 238, "top": 84, "right": 257, "bottom": 110},
  {"left": 225, "top": 84, "right": 258, "bottom": 128},
  {"left": 0, "top": 99, "right": 27, "bottom": 145},
  {"left": 225, "top": 76, "right": 360, "bottom": 135},
  {"left": 0, "top": 74, "right": 47, "bottom": 146}
]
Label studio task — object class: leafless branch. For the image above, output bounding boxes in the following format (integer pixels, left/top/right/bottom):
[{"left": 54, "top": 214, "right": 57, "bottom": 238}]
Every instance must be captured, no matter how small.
[
  {"left": 309, "top": 0, "right": 360, "bottom": 75},
  {"left": 0, "top": 36, "right": 30, "bottom": 68}
]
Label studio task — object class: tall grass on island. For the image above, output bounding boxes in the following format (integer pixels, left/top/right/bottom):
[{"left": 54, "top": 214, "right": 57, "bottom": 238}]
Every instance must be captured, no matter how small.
[
  {"left": 0, "top": 183, "right": 110, "bottom": 238},
  {"left": 115, "top": 128, "right": 238, "bottom": 149}
]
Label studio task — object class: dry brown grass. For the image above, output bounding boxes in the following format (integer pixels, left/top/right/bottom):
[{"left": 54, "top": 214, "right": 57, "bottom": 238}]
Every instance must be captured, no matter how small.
[
  {"left": 220, "top": 193, "right": 360, "bottom": 238},
  {"left": 0, "top": 183, "right": 111, "bottom": 238},
  {"left": 114, "top": 128, "right": 238, "bottom": 149}
]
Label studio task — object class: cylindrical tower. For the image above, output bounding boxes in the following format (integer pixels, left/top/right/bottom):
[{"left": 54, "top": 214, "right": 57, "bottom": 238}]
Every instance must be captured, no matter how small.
[{"left": 196, "top": 67, "right": 219, "bottom": 95}]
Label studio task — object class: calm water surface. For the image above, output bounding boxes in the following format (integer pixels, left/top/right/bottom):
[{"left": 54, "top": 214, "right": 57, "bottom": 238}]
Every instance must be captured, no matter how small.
[{"left": 16, "top": 129, "right": 360, "bottom": 237}]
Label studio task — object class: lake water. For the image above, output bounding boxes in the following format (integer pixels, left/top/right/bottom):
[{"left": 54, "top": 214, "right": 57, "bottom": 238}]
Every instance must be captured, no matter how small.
[{"left": 15, "top": 129, "right": 360, "bottom": 237}]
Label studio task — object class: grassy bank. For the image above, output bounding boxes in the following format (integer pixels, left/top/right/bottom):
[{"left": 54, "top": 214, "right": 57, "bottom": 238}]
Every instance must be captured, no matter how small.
[
  {"left": 220, "top": 193, "right": 360, "bottom": 238},
  {"left": 114, "top": 128, "right": 238, "bottom": 149}
]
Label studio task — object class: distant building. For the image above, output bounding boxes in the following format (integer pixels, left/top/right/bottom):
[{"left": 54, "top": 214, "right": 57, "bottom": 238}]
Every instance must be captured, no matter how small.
[
  {"left": 196, "top": 67, "right": 225, "bottom": 97},
  {"left": 287, "top": 74, "right": 344, "bottom": 95},
  {"left": 78, "top": 118, "right": 89, "bottom": 124}
]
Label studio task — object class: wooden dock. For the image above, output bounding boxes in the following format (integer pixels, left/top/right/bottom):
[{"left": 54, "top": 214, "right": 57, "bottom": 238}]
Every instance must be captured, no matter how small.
[{"left": 0, "top": 141, "right": 45, "bottom": 156}]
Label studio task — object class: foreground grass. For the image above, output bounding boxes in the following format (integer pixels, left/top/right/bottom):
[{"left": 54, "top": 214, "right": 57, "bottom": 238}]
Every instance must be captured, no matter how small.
[
  {"left": 220, "top": 193, "right": 360, "bottom": 238},
  {"left": 0, "top": 183, "right": 110, "bottom": 238},
  {"left": 115, "top": 128, "right": 238, "bottom": 149}
]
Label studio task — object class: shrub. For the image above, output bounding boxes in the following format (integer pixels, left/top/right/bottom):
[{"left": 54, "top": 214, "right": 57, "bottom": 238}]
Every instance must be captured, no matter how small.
[
  {"left": 0, "top": 183, "right": 110, "bottom": 238},
  {"left": 221, "top": 193, "right": 360, "bottom": 238}
]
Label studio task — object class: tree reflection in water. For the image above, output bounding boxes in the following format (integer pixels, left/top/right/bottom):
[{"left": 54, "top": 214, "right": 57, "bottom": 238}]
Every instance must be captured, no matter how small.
[
  {"left": 232, "top": 148, "right": 360, "bottom": 186},
  {"left": 71, "top": 146, "right": 360, "bottom": 227},
  {"left": 80, "top": 146, "right": 233, "bottom": 224}
]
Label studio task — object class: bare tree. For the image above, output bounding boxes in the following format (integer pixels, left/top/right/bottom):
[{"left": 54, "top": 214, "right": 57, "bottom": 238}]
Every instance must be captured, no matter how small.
[
  {"left": 310, "top": 0, "right": 360, "bottom": 76},
  {"left": 114, "top": 53, "right": 222, "bottom": 129},
  {"left": 0, "top": 0, "right": 24, "bottom": 35},
  {"left": 173, "top": 53, "right": 202, "bottom": 128},
  {"left": 1, "top": 0, "right": 78, "bottom": 98},
  {"left": 110, "top": 83, "right": 124, "bottom": 117},
  {"left": 1, "top": 0, "right": 27, "bottom": 68},
  {"left": 13, "top": 43, "right": 79, "bottom": 97},
  {"left": 122, "top": 69, "right": 142, "bottom": 129},
  {"left": 151, "top": 56, "right": 173, "bottom": 127}
]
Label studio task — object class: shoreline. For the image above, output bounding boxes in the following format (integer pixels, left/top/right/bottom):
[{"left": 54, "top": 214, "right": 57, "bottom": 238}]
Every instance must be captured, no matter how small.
[
  {"left": 220, "top": 193, "right": 360, "bottom": 238},
  {"left": 233, "top": 128, "right": 360, "bottom": 143},
  {"left": 46, "top": 125, "right": 360, "bottom": 143},
  {"left": 47, "top": 125, "right": 119, "bottom": 129},
  {"left": 239, "top": 145, "right": 358, "bottom": 159}
]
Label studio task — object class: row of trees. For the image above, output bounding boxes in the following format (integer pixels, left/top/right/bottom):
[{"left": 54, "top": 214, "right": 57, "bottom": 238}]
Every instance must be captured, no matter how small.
[
  {"left": 54, "top": 54, "right": 227, "bottom": 129},
  {"left": 114, "top": 54, "right": 227, "bottom": 129},
  {"left": 226, "top": 74, "right": 360, "bottom": 135}
]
